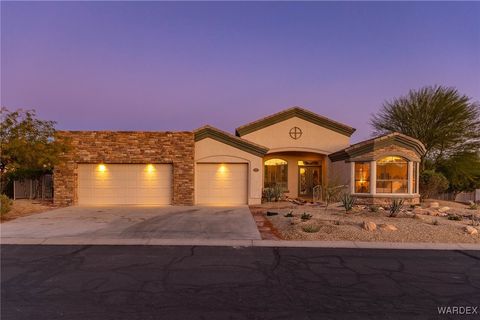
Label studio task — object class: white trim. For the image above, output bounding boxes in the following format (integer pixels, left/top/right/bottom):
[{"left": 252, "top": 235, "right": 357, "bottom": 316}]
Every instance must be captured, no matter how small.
[{"left": 370, "top": 160, "right": 376, "bottom": 195}]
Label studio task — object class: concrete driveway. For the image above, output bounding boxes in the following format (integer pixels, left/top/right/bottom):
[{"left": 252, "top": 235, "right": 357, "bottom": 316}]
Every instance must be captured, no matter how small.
[{"left": 0, "top": 206, "right": 261, "bottom": 242}]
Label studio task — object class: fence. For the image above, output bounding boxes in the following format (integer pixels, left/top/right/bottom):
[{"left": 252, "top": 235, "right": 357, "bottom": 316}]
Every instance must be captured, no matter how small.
[
  {"left": 432, "top": 189, "right": 479, "bottom": 203},
  {"left": 13, "top": 174, "right": 53, "bottom": 200}
]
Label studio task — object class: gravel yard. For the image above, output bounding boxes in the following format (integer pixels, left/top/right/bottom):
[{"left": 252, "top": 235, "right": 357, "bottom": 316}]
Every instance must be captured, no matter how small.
[
  {"left": 250, "top": 200, "right": 480, "bottom": 243},
  {"left": 0, "top": 199, "right": 56, "bottom": 223}
]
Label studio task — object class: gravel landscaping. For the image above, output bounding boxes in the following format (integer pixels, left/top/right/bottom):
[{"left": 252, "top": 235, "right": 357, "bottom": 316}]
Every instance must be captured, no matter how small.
[
  {"left": 250, "top": 199, "right": 480, "bottom": 243},
  {"left": 0, "top": 199, "right": 56, "bottom": 223}
]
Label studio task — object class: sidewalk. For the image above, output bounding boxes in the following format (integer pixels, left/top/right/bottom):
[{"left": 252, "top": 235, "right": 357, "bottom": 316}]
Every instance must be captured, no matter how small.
[{"left": 1, "top": 237, "right": 479, "bottom": 250}]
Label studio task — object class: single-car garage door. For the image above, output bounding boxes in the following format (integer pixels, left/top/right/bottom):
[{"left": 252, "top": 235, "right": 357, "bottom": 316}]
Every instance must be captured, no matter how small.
[
  {"left": 77, "top": 164, "right": 172, "bottom": 205},
  {"left": 196, "top": 163, "right": 248, "bottom": 205}
]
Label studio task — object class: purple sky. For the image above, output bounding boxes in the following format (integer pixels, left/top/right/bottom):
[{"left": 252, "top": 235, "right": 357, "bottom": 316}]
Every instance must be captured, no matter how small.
[{"left": 2, "top": 2, "right": 479, "bottom": 142}]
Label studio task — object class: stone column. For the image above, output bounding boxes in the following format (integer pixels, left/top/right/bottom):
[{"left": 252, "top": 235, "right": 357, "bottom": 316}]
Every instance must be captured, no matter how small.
[
  {"left": 408, "top": 161, "right": 413, "bottom": 194},
  {"left": 350, "top": 162, "right": 355, "bottom": 194},
  {"left": 370, "top": 161, "right": 376, "bottom": 195}
]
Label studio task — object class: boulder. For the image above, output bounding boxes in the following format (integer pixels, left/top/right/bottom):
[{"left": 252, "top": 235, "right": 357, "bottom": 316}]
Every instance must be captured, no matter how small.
[
  {"left": 413, "top": 208, "right": 429, "bottom": 215},
  {"left": 438, "top": 207, "right": 450, "bottom": 213},
  {"left": 465, "top": 226, "right": 478, "bottom": 235},
  {"left": 429, "top": 202, "right": 440, "bottom": 208},
  {"left": 414, "top": 214, "right": 426, "bottom": 221},
  {"left": 379, "top": 224, "right": 398, "bottom": 231},
  {"left": 362, "top": 221, "right": 377, "bottom": 231}
]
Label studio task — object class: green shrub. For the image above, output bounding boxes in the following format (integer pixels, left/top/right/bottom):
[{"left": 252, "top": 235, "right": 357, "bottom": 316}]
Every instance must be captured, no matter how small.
[
  {"left": 389, "top": 199, "right": 404, "bottom": 217},
  {"left": 301, "top": 212, "right": 312, "bottom": 221},
  {"left": 369, "top": 205, "right": 379, "bottom": 213},
  {"left": 341, "top": 194, "right": 356, "bottom": 213},
  {"left": 419, "top": 170, "right": 449, "bottom": 200},
  {"left": 302, "top": 225, "right": 320, "bottom": 233},
  {"left": 0, "top": 194, "right": 12, "bottom": 216}
]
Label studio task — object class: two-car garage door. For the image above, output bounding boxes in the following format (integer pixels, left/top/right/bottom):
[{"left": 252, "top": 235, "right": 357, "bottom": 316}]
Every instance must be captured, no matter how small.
[
  {"left": 195, "top": 163, "right": 248, "bottom": 205},
  {"left": 77, "top": 164, "right": 172, "bottom": 205}
]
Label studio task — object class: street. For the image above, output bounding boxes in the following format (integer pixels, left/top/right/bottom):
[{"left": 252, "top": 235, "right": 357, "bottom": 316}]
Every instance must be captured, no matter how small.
[{"left": 2, "top": 245, "right": 480, "bottom": 319}]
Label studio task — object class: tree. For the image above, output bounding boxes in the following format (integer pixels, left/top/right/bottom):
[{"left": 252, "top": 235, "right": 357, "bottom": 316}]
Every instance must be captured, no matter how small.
[
  {"left": 371, "top": 85, "right": 480, "bottom": 168},
  {"left": 371, "top": 85, "right": 480, "bottom": 193},
  {"left": 419, "top": 170, "right": 449, "bottom": 200},
  {"left": 0, "top": 107, "right": 70, "bottom": 194}
]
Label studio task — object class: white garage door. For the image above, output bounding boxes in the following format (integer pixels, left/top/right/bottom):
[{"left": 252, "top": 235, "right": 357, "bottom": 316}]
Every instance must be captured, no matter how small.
[
  {"left": 77, "top": 164, "right": 172, "bottom": 205},
  {"left": 196, "top": 163, "right": 248, "bottom": 205}
]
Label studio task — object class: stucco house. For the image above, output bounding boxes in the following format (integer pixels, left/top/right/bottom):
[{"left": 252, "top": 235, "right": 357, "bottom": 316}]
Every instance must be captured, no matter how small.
[{"left": 53, "top": 107, "right": 425, "bottom": 206}]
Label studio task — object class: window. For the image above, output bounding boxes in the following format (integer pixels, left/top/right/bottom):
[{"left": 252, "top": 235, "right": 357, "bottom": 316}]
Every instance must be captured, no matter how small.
[
  {"left": 412, "top": 162, "right": 418, "bottom": 193},
  {"left": 354, "top": 162, "right": 370, "bottom": 193},
  {"left": 376, "top": 156, "right": 408, "bottom": 193},
  {"left": 264, "top": 159, "right": 288, "bottom": 191}
]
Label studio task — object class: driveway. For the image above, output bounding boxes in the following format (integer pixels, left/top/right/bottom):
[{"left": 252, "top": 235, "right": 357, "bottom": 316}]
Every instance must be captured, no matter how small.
[{"left": 0, "top": 206, "right": 261, "bottom": 241}]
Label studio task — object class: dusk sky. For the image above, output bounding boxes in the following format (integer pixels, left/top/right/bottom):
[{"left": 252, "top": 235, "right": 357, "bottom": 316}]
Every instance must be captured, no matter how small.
[{"left": 2, "top": 2, "right": 479, "bottom": 142}]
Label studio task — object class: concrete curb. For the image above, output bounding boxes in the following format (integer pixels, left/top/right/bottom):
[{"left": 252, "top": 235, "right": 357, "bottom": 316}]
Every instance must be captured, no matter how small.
[{"left": 1, "top": 237, "right": 479, "bottom": 250}]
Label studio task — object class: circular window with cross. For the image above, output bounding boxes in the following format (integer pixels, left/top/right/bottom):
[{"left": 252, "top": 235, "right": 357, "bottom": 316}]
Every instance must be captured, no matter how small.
[{"left": 289, "top": 126, "right": 303, "bottom": 140}]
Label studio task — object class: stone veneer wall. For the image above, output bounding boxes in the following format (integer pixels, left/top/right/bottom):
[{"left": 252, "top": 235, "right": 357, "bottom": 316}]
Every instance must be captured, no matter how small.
[
  {"left": 349, "top": 145, "right": 422, "bottom": 162},
  {"left": 54, "top": 131, "right": 195, "bottom": 206}
]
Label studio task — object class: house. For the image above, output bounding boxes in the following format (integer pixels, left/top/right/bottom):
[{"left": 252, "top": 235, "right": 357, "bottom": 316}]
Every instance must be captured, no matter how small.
[{"left": 53, "top": 107, "right": 425, "bottom": 206}]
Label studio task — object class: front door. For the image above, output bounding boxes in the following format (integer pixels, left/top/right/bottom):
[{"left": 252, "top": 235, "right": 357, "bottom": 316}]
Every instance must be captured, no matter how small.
[{"left": 298, "top": 166, "right": 321, "bottom": 197}]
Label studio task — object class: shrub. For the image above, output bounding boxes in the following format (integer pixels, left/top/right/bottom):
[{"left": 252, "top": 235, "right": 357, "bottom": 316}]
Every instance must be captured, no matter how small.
[
  {"left": 266, "top": 211, "right": 278, "bottom": 216},
  {"left": 302, "top": 225, "right": 320, "bottom": 233},
  {"left": 341, "top": 194, "right": 356, "bottom": 213},
  {"left": 468, "top": 201, "right": 479, "bottom": 210},
  {"left": 0, "top": 194, "right": 12, "bottom": 216},
  {"left": 419, "top": 170, "right": 449, "bottom": 200},
  {"left": 301, "top": 212, "right": 312, "bottom": 221},
  {"left": 284, "top": 211, "right": 294, "bottom": 218},
  {"left": 389, "top": 199, "right": 404, "bottom": 217},
  {"left": 471, "top": 215, "right": 479, "bottom": 226},
  {"left": 369, "top": 205, "right": 379, "bottom": 213},
  {"left": 262, "top": 185, "right": 283, "bottom": 202},
  {"left": 447, "top": 214, "right": 462, "bottom": 221}
]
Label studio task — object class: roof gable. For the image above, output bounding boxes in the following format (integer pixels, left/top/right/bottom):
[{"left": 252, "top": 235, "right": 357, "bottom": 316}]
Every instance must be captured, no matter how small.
[
  {"left": 235, "top": 107, "right": 356, "bottom": 137},
  {"left": 329, "top": 132, "right": 426, "bottom": 162},
  {"left": 194, "top": 125, "right": 269, "bottom": 157}
]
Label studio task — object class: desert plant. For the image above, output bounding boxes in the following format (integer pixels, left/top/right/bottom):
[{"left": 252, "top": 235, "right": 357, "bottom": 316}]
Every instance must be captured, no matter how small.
[
  {"left": 322, "top": 180, "right": 348, "bottom": 212},
  {"left": 419, "top": 170, "right": 449, "bottom": 200},
  {"left": 301, "top": 212, "right": 312, "bottom": 221},
  {"left": 389, "top": 199, "right": 404, "bottom": 217},
  {"left": 341, "top": 194, "right": 356, "bottom": 213},
  {"left": 262, "top": 185, "right": 283, "bottom": 202},
  {"left": 0, "top": 194, "right": 12, "bottom": 216},
  {"left": 284, "top": 211, "right": 294, "bottom": 218},
  {"left": 468, "top": 201, "right": 479, "bottom": 210},
  {"left": 471, "top": 215, "right": 479, "bottom": 227},
  {"left": 302, "top": 225, "right": 320, "bottom": 233},
  {"left": 369, "top": 205, "right": 379, "bottom": 213},
  {"left": 447, "top": 214, "right": 462, "bottom": 221}
]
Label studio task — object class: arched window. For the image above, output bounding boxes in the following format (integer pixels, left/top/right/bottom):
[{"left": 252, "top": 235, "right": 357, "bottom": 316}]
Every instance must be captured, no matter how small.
[
  {"left": 264, "top": 159, "right": 288, "bottom": 191},
  {"left": 376, "top": 156, "right": 408, "bottom": 193}
]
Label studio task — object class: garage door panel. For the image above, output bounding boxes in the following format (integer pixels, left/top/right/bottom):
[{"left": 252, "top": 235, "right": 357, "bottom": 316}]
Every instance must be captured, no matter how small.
[
  {"left": 78, "top": 164, "right": 172, "bottom": 205},
  {"left": 196, "top": 163, "right": 247, "bottom": 205}
]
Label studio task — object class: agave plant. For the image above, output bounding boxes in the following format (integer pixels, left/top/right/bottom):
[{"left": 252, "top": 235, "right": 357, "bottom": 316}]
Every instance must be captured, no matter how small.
[
  {"left": 389, "top": 199, "right": 404, "bottom": 217},
  {"left": 341, "top": 194, "right": 356, "bottom": 213}
]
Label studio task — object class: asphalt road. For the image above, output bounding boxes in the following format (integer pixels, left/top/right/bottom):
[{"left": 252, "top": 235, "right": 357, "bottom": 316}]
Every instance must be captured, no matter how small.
[{"left": 2, "top": 245, "right": 480, "bottom": 320}]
